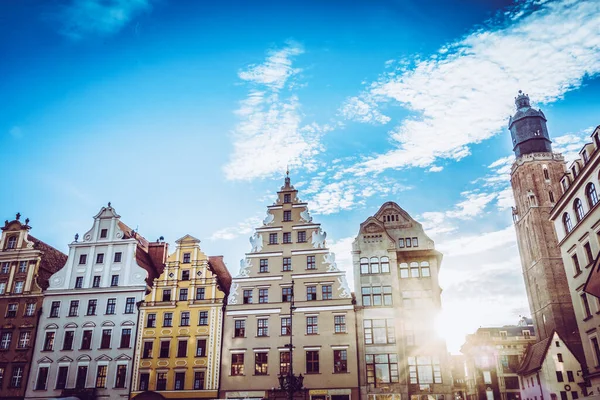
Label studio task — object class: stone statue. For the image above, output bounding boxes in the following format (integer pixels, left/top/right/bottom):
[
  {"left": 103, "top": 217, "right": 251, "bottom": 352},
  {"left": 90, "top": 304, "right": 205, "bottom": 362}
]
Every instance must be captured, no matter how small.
[
  {"left": 337, "top": 275, "right": 351, "bottom": 298},
  {"left": 263, "top": 210, "right": 274, "bottom": 226},
  {"left": 237, "top": 258, "right": 252, "bottom": 278},
  {"left": 228, "top": 282, "right": 239, "bottom": 305},
  {"left": 311, "top": 228, "right": 326, "bottom": 249},
  {"left": 324, "top": 253, "right": 339, "bottom": 272},
  {"left": 249, "top": 232, "right": 263, "bottom": 253},
  {"left": 299, "top": 208, "right": 313, "bottom": 223}
]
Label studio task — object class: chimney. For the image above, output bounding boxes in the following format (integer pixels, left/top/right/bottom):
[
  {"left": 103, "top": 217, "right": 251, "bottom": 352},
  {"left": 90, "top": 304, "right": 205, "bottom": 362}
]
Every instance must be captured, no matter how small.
[{"left": 148, "top": 241, "right": 169, "bottom": 277}]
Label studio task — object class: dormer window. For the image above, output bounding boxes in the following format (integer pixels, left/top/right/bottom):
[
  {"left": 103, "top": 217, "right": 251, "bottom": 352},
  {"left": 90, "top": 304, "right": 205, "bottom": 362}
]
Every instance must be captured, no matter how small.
[
  {"left": 284, "top": 194, "right": 291, "bottom": 203},
  {"left": 100, "top": 229, "right": 108, "bottom": 239},
  {"left": 561, "top": 178, "right": 569, "bottom": 193},
  {"left": 6, "top": 236, "right": 17, "bottom": 250},
  {"left": 583, "top": 150, "right": 589, "bottom": 163}
]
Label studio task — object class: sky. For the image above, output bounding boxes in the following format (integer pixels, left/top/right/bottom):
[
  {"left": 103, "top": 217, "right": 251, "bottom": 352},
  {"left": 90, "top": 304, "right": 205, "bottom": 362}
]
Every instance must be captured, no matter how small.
[{"left": 1, "top": 0, "right": 600, "bottom": 353}]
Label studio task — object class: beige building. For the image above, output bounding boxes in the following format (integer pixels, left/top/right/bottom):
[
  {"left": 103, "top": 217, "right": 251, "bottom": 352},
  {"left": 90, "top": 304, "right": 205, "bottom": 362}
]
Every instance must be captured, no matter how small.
[
  {"left": 220, "top": 174, "right": 359, "bottom": 400},
  {"left": 549, "top": 125, "right": 600, "bottom": 396},
  {"left": 352, "top": 202, "right": 452, "bottom": 400}
]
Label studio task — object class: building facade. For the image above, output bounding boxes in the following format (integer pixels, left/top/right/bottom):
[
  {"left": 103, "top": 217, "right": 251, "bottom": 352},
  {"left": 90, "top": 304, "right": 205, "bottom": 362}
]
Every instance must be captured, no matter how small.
[
  {"left": 220, "top": 174, "right": 359, "bottom": 400},
  {"left": 352, "top": 202, "right": 452, "bottom": 400},
  {"left": 549, "top": 125, "right": 600, "bottom": 395},
  {"left": 130, "top": 234, "right": 231, "bottom": 400},
  {"left": 509, "top": 91, "right": 583, "bottom": 351},
  {"left": 24, "top": 204, "right": 167, "bottom": 400},
  {"left": 461, "top": 318, "right": 536, "bottom": 400},
  {"left": 0, "top": 214, "right": 67, "bottom": 400}
]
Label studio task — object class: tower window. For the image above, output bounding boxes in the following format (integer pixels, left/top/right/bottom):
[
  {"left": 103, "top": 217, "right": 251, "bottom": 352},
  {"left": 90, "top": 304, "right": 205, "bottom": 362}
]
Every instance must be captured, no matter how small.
[
  {"left": 549, "top": 191, "right": 555, "bottom": 203},
  {"left": 543, "top": 167, "right": 550, "bottom": 180}
]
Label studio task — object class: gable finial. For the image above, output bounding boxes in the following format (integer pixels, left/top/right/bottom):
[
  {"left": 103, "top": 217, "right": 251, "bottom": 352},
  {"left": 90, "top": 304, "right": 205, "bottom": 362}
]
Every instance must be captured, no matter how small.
[
  {"left": 16, "top": 212, "right": 21, "bottom": 220},
  {"left": 108, "top": 202, "right": 111, "bottom": 208}
]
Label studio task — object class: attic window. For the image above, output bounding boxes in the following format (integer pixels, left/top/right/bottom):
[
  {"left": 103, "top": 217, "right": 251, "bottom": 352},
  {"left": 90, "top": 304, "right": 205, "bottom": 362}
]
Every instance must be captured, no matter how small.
[
  {"left": 100, "top": 229, "right": 108, "bottom": 239},
  {"left": 183, "top": 253, "right": 191, "bottom": 264},
  {"left": 284, "top": 194, "right": 291, "bottom": 203},
  {"left": 398, "top": 239, "right": 405, "bottom": 248},
  {"left": 6, "top": 236, "right": 17, "bottom": 250},
  {"left": 583, "top": 150, "right": 589, "bottom": 163}
]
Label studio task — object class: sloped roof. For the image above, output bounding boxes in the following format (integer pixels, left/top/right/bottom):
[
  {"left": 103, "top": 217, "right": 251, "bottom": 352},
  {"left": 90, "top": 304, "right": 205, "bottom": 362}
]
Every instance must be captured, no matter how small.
[
  {"left": 584, "top": 249, "right": 600, "bottom": 299},
  {"left": 208, "top": 256, "right": 232, "bottom": 295},
  {"left": 518, "top": 336, "right": 552, "bottom": 375},
  {"left": 28, "top": 235, "right": 68, "bottom": 290}
]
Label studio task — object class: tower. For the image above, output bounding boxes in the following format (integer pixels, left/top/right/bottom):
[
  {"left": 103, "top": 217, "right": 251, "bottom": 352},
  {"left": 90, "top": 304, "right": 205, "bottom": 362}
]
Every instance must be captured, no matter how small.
[{"left": 509, "top": 91, "right": 582, "bottom": 349}]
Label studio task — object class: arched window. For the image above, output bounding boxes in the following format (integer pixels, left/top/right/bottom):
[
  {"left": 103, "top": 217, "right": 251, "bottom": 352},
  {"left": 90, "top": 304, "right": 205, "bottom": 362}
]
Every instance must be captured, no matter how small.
[
  {"left": 360, "top": 258, "right": 369, "bottom": 275},
  {"left": 370, "top": 257, "right": 380, "bottom": 274},
  {"left": 586, "top": 183, "right": 598, "bottom": 208},
  {"left": 563, "top": 213, "right": 573, "bottom": 234},
  {"left": 543, "top": 166, "right": 549, "bottom": 180},
  {"left": 549, "top": 191, "right": 555, "bottom": 203},
  {"left": 574, "top": 199, "right": 585, "bottom": 222},
  {"left": 420, "top": 261, "right": 431, "bottom": 277},
  {"left": 410, "top": 262, "right": 419, "bottom": 278},
  {"left": 399, "top": 263, "right": 409, "bottom": 279},
  {"left": 380, "top": 257, "right": 390, "bottom": 273},
  {"left": 6, "top": 236, "right": 17, "bottom": 250}
]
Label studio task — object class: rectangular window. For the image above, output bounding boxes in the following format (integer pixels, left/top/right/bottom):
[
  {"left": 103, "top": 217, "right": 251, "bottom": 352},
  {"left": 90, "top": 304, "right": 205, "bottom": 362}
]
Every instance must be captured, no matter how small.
[
  {"left": 260, "top": 259, "right": 269, "bottom": 273},
  {"left": 255, "top": 352, "right": 268, "bottom": 375},
  {"left": 373, "top": 286, "right": 382, "bottom": 305},
  {"left": 43, "top": 331, "right": 55, "bottom": 351},
  {"left": 56, "top": 366, "right": 68, "bottom": 389},
  {"left": 283, "top": 257, "right": 292, "bottom": 271},
  {"left": 557, "top": 371, "right": 564, "bottom": 382},
  {"left": 582, "top": 293, "right": 593, "bottom": 318},
  {"left": 573, "top": 254, "right": 582, "bottom": 274},
  {"left": 181, "top": 270, "right": 190, "bottom": 281},
  {"left": 179, "top": 288, "right": 188, "bottom": 301},
  {"left": 25, "top": 303, "right": 35, "bottom": 316},
  {"left": 62, "top": 331, "right": 74, "bottom": 350},
  {"left": 567, "top": 371, "right": 574, "bottom": 382},
  {"left": 193, "top": 371, "right": 205, "bottom": 390},
  {"left": 398, "top": 238, "right": 405, "bottom": 248},
  {"left": 96, "top": 253, "right": 104, "bottom": 264},
  {"left": 0, "top": 282, "right": 5, "bottom": 294},
  {"left": 120, "top": 328, "right": 131, "bottom": 348},
  {"left": 364, "top": 319, "right": 396, "bottom": 344},
  {"left": 573, "top": 392, "right": 579, "bottom": 400},
  {"left": 100, "top": 329, "right": 112, "bottom": 349},
  {"left": 483, "top": 370, "right": 492, "bottom": 384},
  {"left": 243, "top": 290, "right": 253, "bottom": 304},
  {"left": 0, "top": 332, "right": 11, "bottom": 349},
  {"left": 13, "top": 281, "right": 24, "bottom": 294},
  {"left": 114, "top": 252, "right": 122, "bottom": 262},
  {"left": 75, "top": 277, "right": 83, "bottom": 288},
  {"left": 282, "top": 287, "right": 293, "bottom": 302},
  {"left": 96, "top": 365, "right": 107, "bottom": 388},
  {"left": 76, "top": 366, "right": 87, "bottom": 389},
  {"left": 585, "top": 243, "right": 594, "bottom": 265},
  {"left": 183, "top": 252, "right": 191, "bottom": 263},
  {"left": 284, "top": 193, "right": 291, "bottom": 203},
  {"left": 142, "top": 341, "right": 153, "bottom": 358},
  {"left": 407, "top": 356, "right": 442, "bottom": 384},
  {"left": 558, "top": 353, "right": 564, "bottom": 362},
  {"left": 79, "top": 254, "right": 87, "bottom": 264},
  {"left": 162, "top": 289, "right": 171, "bottom": 302},
  {"left": 367, "top": 354, "right": 400, "bottom": 384},
  {"left": 81, "top": 330, "right": 93, "bottom": 350},
  {"left": 307, "top": 316, "right": 318, "bottom": 334},
  {"left": 334, "top": 315, "right": 346, "bottom": 333},
  {"left": 280, "top": 351, "right": 290, "bottom": 375},
  {"left": 198, "top": 311, "right": 208, "bottom": 325},
  {"left": 334, "top": 349, "right": 347, "bottom": 373},
  {"left": 413, "top": 237, "right": 419, "bottom": 247},
  {"left": 283, "top": 232, "right": 292, "bottom": 243},
  {"left": 196, "top": 287, "right": 205, "bottom": 300},
  {"left": 196, "top": 339, "right": 206, "bottom": 357},
  {"left": 383, "top": 286, "right": 393, "bottom": 306},
  {"left": 18, "top": 331, "right": 31, "bottom": 348},
  {"left": 180, "top": 311, "right": 190, "bottom": 326},
  {"left": 362, "top": 287, "right": 372, "bottom": 306},
  {"left": 269, "top": 233, "right": 278, "bottom": 244},
  {"left": 561, "top": 392, "right": 568, "bottom": 400},
  {"left": 231, "top": 353, "right": 244, "bottom": 375},
  {"left": 257, "top": 319, "right": 269, "bottom": 337},
  {"left": 322, "top": 285, "right": 333, "bottom": 300},
  {"left": 93, "top": 275, "right": 101, "bottom": 287},
  {"left": 10, "top": 366, "right": 23, "bottom": 388},
  {"left": 124, "top": 297, "right": 135, "bottom": 314},
  {"left": 177, "top": 339, "right": 187, "bottom": 357},
  {"left": 306, "top": 350, "right": 319, "bottom": 373},
  {"left": 235, "top": 320, "right": 246, "bottom": 337},
  {"left": 100, "top": 228, "right": 108, "bottom": 238},
  {"left": 159, "top": 341, "right": 170, "bottom": 358},
  {"left": 283, "top": 210, "right": 292, "bottom": 221},
  {"left": 156, "top": 372, "right": 167, "bottom": 390},
  {"left": 18, "top": 261, "right": 27, "bottom": 273},
  {"left": 298, "top": 231, "right": 307, "bottom": 243},
  {"left": 259, "top": 288, "right": 268, "bottom": 303},
  {"left": 106, "top": 298, "right": 116, "bottom": 314},
  {"left": 163, "top": 312, "right": 173, "bottom": 327},
  {"left": 147, "top": 313, "right": 156, "bottom": 327},
  {"left": 69, "top": 300, "right": 79, "bottom": 317},
  {"left": 6, "top": 303, "right": 17, "bottom": 318},
  {"left": 307, "top": 286, "right": 317, "bottom": 301},
  {"left": 115, "top": 365, "right": 127, "bottom": 388},
  {"left": 111, "top": 275, "right": 119, "bottom": 286},
  {"left": 406, "top": 238, "right": 412, "bottom": 247},
  {"left": 307, "top": 255, "right": 316, "bottom": 270},
  {"left": 281, "top": 317, "right": 291, "bottom": 336}
]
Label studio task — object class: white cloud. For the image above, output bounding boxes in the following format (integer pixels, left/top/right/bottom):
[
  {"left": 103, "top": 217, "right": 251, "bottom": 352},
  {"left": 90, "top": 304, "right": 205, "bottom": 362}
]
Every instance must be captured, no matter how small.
[
  {"left": 437, "top": 225, "right": 516, "bottom": 257},
  {"left": 209, "top": 215, "right": 262, "bottom": 241},
  {"left": 239, "top": 45, "right": 304, "bottom": 90},
  {"left": 56, "top": 0, "right": 152, "bottom": 40},
  {"left": 419, "top": 211, "right": 458, "bottom": 236},
  {"left": 339, "top": 96, "right": 391, "bottom": 125},
  {"left": 328, "top": 236, "right": 356, "bottom": 289},
  {"left": 446, "top": 191, "right": 498, "bottom": 219},
  {"left": 554, "top": 127, "right": 595, "bottom": 164},
  {"left": 342, "top": 0, "right": 600, "bottom": 174},
  {"left": 428, "top": 165, "right": 444, "bottom": 172}
]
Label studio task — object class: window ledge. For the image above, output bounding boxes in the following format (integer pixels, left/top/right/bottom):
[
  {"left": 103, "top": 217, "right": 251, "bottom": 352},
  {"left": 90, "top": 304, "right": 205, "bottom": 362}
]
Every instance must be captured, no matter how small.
[
  {"left": 574, "top": 271, "right": 583, "bottom": 278},
  {"left": 583, "top": 315, "right": 594, "bottom": 322}
]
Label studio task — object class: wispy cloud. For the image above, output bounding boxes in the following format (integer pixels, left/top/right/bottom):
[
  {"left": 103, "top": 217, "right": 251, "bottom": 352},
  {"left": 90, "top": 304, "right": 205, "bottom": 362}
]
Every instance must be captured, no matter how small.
[
  {"left": 437, "top": 225, "right": 516, "bottom": 257},
  {"left": 55, "top": 0, "right": 152, "bottom": 40},
  {"left": 209, "top": 215, "right": 262, "bottom": 241},
  {"left": 342, "top": 0, "right": 600, "bottom": 174}
]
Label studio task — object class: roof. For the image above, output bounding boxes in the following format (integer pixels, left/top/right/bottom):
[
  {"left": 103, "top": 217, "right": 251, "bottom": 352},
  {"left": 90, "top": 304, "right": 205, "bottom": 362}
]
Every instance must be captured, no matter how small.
[
  {"left": 518, "top": 336, "right": 552, "bottom": 375},
  {"left": 208, "top": 256, "right": 232, "bottom": 295},
  {"left": 584, "top": 248, "right": 600, "bottom": 299},
  {"left": 28, "top": 235, "right": 68, "bottom": 290}
]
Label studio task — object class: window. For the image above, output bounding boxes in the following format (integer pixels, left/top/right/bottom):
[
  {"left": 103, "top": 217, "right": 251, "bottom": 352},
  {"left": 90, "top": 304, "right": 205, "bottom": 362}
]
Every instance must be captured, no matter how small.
[
  {"left": 180, "top": 311, "right": 190, "bottom": 326},
  {"left": 162, "top": 289, "right": 171, "bottom": 302},
  {"left": 81, "top": 330, "right": 93, "bottom": 350},
  {"left": 413, "top": 237, "right": 419, "bottom": 247},
  {"left": 399, "top": 263, "right": 409, "bottom": 279},
  {"left": 370, "top": 257, "right": 379, "bottom": 273},
  {"left": 550, "top": 191, "right": 555, "bottom": 203},
  {"left": 323, "top": 285, "right": 333, "bottom": 300},
  {"left": 298, "top": 231, "right": 307, "bottom": 243},
  {"left": 196, "top": 339, "right": 206, "bottom": 357},
  {"left": 563, "top": 213, "right": 573, "bottom": 233},
  {"left": 69, "top": 300, "right": 79, "bottom": 317},
  {"left": 6, "top": 236, "right": 17, "bottom": 250},
  {"left": 106, "top": 298, "right": 116, "bottom": 314},
  {"left": 280, "top": 352, "right": 290, "bottom": 375},
  {"left": 557, "top": 371, "right": 564, "bottom": 382},
  {"left": 111, "top": 275, "right": 119, "bottom": 286},
  {"left": 96, "top": 253, "right": 104, "bottom": 264},
  {"left": 181, "top": 270, "right": 190, "bottom": 281},
  {"left": 142, "top": 341, "right": 153, "bottom": 358},
  {"left": 307, "top": 255, "right": 316, "bottom": 270},
  {"left": 115, "top": 365, "right": 127, "bottom": 388},
  {"left": 281, "top": 317, "right": 291, "bottom": 336},
  {"left": 76, "top": 366, "right": 88, "bottom": 389},
  {"left": 79, "top": 254, "right": 87, "bottom": 264},
  {"left": 198, "top": 311, "right": 208, "bottom": 325},
  {"left": 120, "top": 328, "right": 131, "bottom": 348},
  {"left": 231, "top": 353, "right": 244, "bottom": 375},
  {"left": 360, "top": 258, "right": 369, "bottom": 274},
  {"left": 63, "top": 330, "right": 74, "bottom": 350},
  {"left": 362, "top": 287, "right": 372, "bottom": 306},
  {"left": 100, "top": 228, "right": 108, "bottom": 238},
  {"left": 334, "top": 350, "right": 347, "bottom": 373},
  {"left": 585, "top": 243, "right": 594, "bottom": 265},
  {"left": 96, "top": 365, "right": 107, "bottom": 388},
  {"left": 582, "top": 293, "right": 592, "bottom": 318},
  {"left": 10, "top": 366, "right": 23, "bottom": 388},
  {"left": 18, "top": 331, "right": 31, "bottom": 348},
  {"left": 574, "top": 199, "right": 585, "bottom": 221},
  {"left": 259, "top": 288, "right": 268, "bottom": 303},
  {"left": 257, "top": 318, "right": 269, "bottom": 336},
  {"left": 398, "top": 238, "right": 405, "bottom": 248},
  {"left": 6, "top": 303, "right": 17, "bottom": 318},
  {"left": 139, "top": 373, "right": 150, "bottom": 391},
  {"left": 0, "top": 367, "right": 3, "bottom": 388},
  {"left": 163, "top": 312, "right": 173, "bottom": 327},
  {"left": 408, "top": 356, "right": 442, "bottom": 384},
  {"left": 283, "top": 232, "right": 292, "bottom": 244},
  {"left": 282, "top": 287, "right": 293, "bottom": 302},
  {"left": 243, "top": 290, "right": 253, "bottom": 304},
  {"left": 43, "top": 331, "right": 55, "bottom": 351},
  {"left": 235, "top": 320, "right": 246, "bottom": 337},
  {"left": 177, "top": 339, "right": 187, "bottom": 357},
  {"left": 196, "top": 287, "right": 205, "bottom": 300},
  {"left": 56, "top": 366, "right": 68, "bottom": 389},
  {"left": 0, "top": 282, "right": 5, "bottom": 294},
  {"left": 194, "top": 371, "right": 205, "bottom": 390},
  {"left": 147, "top": 313, "right": 156, "bottom": 327},
  {"left": 269, "top": 233, "right": 278, "bottom": 244},
  {"left": 156, "top": 372, "right": 167, "bottom": 390},
  {"left": 18, "top": 261, "right": 27, "bottom": 273},
  {"left": 283, "top": 210, "right": 292, "bottom": 221},
  {"left": 573, "top": 392, "right": 579, "bottom": 400},
  {"left": 364, "top": 319, "right": 396, "bottom": 344},
  {"left": 124, "top": 297, "right": 135, "bottom": 314},
  {"left": 567, "top": 371, "right": 575, "bottom": 382},
  {"left": 410, "top": 262, "right": 420, "bottom": 278},
  {"left": 334, "top": 315, "right": 346, "bottom": 333},
  {"left": 483, "top": 371, "right": 492, "bottom": 384},
  {"left": 179, "top": 288, "right": 188, "bottom": 301},
  {"left": 307, "top": 286, "right": 317, "bottom": 301},
  {"left": 0, "top": 262, "right": 8, "bottom": 274},
  {"left": 13, "top": 281, "right": 23, "bottom": 294},
  {"left": 283, "top": 257, "right": 292, "bottom": 271},
  {"left": 383, "top": 286, "right": 393, "bottom": 305},
  {"left": 587, "top": 183, "right": 599, "bottom": 208},
  {"left": 100, "top": 329, "right": 112, "bottom": 349},
  {"left": 284, "top": 193, "right": 291, "bottom": 203},
  {"left": 75, "top": 277, "right": 83, "bottom": 289},
  {"left": 183, "top": 252, "right": 191, "bottom": 263},
  {"left": 259, "top": 259, "right": 268, "bottom": 273},
  {"left": 406, "top": 238, "right": 412, "bottom": 247},
  {"left": 381, "top": 257, "right": 390, "bottom": 273},
  {"left": 159, "top": 341, "right": 170, "bottom": 358},
  {"left": 307, "top": 316, "right": 318, "bottom": 334},
  {"left": 93, "top": 275, "right": 101, "bottom": 287},
  {"left": 306, "top": 350, "right": 319, "bottom": 373},
  {"left": 114, "top": 252, "right": 122, "bottom": 262},
  {"left": 558, "top": 353, "right": 564, "bottom": 362},
  {"left": 255, "top": 352, "right": 268, "bottom": 375},
  {"left": 0, "top": 332, "right": 11, "bottom": 349},
  {"left": 544, "top": 167, "right": 550, "bottom": 180}
]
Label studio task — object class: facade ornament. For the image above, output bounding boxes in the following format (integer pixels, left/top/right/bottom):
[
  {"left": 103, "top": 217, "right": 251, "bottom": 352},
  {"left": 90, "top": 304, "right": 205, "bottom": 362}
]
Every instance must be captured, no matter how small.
[
  {"left": 237, "top": 258, "right": 252, "bottom": 278},
  {"left": 323, "top": 253, "right": 339, "bottom": 272},
  {"left": 337, "top": 276, "right": 351, "bottom": 298},
  {"left": 311, "top": 228, "right": 326, "bottom": 249},
  {"left": 249, "top": 232, "right": 263, "bottom": 253},
  {"left": 74, "top": 233, "right": 79, "bottom": 242},
  {"left": 228, "top": 282, "right": 239, "bottom": 305},
  {"left": 16, "top": 212, "right": 21, "bottom": 220},
  {"left": 299, "top": 208, "right": 313, "bottom": 223},
  {"left": 263, "top": 210, "right": 274, "bottom": 226}
]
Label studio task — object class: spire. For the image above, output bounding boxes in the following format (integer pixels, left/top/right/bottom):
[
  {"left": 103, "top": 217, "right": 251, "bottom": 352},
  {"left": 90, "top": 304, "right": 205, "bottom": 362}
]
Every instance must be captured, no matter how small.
[
  {"left": 515, "top": 90, "right": 531, "bottom": 110},
  {"left": 284, "top": 167, "right": 291, "bottom": 189}
]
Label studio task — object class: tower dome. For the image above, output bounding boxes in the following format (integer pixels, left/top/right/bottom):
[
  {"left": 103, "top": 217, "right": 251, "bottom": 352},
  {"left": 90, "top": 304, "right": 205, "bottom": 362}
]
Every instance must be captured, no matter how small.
[{"left": 509, "top": 90, "right": 552, "bottom": 157}]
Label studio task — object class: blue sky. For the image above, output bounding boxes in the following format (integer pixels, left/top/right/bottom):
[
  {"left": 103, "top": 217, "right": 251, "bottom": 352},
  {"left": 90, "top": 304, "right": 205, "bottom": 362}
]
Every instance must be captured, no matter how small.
[{"left": 1, "top": 0, "right": 600, "bottom": 352}]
